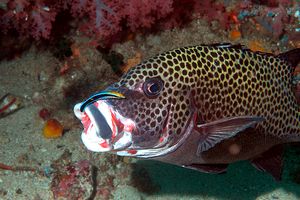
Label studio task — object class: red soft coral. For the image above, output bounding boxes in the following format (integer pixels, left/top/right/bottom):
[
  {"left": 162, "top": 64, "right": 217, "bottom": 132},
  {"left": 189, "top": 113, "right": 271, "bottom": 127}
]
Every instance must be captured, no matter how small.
[
  {"left": 1, "top": 0, "right": 30, "bottom": 35},
  {"left": 161, "top": 0, "right": 196, "bottom": 29},
  {"left": 0, "top": 0, "right": 233, "bottom": 44},
  {"left": 1, "top": 0, "right": 225, "bottom": 42},
  {"left": 194, "top": 0, "right": 231, "bottom": 29},
  {"left": 1, "top": 0, "right": 57, "bottom": 39},
  {"left": 71, "top": 0, "right": 113, "bottom": 35},
  {"left": 30, "top": 3, "right": 57, "bottom": 39},
  {"left": 121, "top": 0, "right": 173, "bottom": 30},
  {"left": 94, "top": 0, "right": 174, "bottom": 38}
]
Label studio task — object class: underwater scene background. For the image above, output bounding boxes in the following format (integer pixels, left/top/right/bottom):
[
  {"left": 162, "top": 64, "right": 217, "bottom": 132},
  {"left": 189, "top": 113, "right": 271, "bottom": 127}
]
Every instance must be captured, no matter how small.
[{"left": 0, "top": 0, "right": 300, "bottom": 199}]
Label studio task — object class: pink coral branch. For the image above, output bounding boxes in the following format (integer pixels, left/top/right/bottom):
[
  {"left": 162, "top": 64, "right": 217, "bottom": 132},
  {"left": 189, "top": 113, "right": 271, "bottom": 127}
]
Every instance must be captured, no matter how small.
[
  {"left": 1, "top": 0, "right": 295, "bottom": 47},
  {"left": 30, "top": 4, "right": 56, "bottom": 39}
]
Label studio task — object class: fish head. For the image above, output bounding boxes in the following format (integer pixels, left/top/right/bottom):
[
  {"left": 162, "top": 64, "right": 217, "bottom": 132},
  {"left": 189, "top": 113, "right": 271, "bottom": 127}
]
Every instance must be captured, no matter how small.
[{"left": 74, "top": 61, "right": 196, "bottom": 158}]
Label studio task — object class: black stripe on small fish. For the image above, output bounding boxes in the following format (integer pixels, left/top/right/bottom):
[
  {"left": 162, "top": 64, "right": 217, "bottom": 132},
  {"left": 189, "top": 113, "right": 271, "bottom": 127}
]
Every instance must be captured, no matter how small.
[
  {"left": 80, "top": 91, "right": 124, "bottom": 112},
  {"left": 87, "top": 104, "right": 112, "bottom": 140}
]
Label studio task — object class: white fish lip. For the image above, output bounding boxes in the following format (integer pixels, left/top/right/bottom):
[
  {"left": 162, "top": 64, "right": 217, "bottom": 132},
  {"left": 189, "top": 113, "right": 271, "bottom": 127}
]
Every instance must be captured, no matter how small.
[
  {"left": 74, "top": 101, "right": 135, "bottom": 152},
  {"left": 74, "top": 103, "right": 83, "bottom": 120}
]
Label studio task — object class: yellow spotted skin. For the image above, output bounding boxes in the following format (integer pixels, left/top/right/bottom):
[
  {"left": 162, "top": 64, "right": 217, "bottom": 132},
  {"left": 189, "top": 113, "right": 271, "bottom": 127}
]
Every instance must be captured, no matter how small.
[{"left": 109, "top": 44, "right": 300, "bottom": 153}]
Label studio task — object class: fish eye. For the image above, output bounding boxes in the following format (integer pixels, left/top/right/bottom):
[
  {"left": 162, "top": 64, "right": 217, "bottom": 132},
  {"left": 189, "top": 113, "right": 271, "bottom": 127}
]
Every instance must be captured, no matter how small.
[{"left": 143, "top": 77, "right": 164, "bottom": 97}]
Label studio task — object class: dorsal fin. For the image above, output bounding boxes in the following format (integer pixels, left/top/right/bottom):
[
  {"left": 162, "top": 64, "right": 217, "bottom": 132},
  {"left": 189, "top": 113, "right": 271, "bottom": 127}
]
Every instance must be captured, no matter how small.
[
  {"left": 277, "top": 48, "right": 300, "bottom": 69},
  {"left": 203, "top": 43, "right": 247, "bottom": 50},
  {"left": 197, "top": 43, "right": 300, "bottom": 69},
  {"left": 203, "top": 43, "right": 276, "bottom": 57}
]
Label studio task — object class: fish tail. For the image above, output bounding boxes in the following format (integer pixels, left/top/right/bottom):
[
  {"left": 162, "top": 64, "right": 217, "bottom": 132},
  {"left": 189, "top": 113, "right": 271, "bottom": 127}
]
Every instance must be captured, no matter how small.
[
  {"left": 287, "top": 107, "right": 300, "bottom": 142},
  {"left": 278, "top": 49, "right": 300, "bottom": 105},
  {"left": 277, "top": 48, "right": 300, "bottom": 70},
  {"left": 277, "top": 49, "right": 300, "bottom": 141},
  {"left": 295, "top": 83, "right": 300, "bottom": 106}
]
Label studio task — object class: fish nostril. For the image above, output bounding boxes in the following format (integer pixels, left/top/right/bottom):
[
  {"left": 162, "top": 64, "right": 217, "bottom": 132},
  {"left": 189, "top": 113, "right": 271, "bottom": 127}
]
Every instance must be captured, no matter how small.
[{"left": 87, "top": 104, "right": 112, "bottom": 139}]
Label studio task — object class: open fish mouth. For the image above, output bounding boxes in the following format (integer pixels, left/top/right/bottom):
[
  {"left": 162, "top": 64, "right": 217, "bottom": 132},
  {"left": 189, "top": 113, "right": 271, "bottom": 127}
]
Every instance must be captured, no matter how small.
[
  {"left": 74, "top": 99, "right": 196, "bottom": 158},
  {"left": 74, "top": 100, "right": 135, "bottom": 152},
  {"left": 73, "top": 91, "right": 196, "bottom": 158}
]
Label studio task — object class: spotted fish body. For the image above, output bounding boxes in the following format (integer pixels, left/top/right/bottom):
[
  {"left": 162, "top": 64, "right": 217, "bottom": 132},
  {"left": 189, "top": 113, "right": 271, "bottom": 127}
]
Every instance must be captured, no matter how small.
[{"left": 74, "top": 44, "right": 300, "bottom": 180}]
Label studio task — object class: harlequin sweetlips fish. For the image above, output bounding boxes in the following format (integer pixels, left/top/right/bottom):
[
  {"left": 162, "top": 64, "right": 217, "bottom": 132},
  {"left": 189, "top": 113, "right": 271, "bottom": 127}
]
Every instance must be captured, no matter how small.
[{"left": 74, "top": 44, "right": 300, "bottom": 180}]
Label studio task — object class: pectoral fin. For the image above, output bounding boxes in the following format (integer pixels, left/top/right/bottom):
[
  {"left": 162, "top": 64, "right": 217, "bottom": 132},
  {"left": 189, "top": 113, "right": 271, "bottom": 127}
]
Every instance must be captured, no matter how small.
[{"left": 196, "top": 116, "right": 264, "bottom": 155}]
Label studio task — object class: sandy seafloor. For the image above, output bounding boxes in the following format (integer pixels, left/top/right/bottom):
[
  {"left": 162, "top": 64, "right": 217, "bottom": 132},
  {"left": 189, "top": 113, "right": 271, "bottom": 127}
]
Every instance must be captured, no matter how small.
[{"left": 0, "top": 18, "right": 300, "bottom": 200}]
